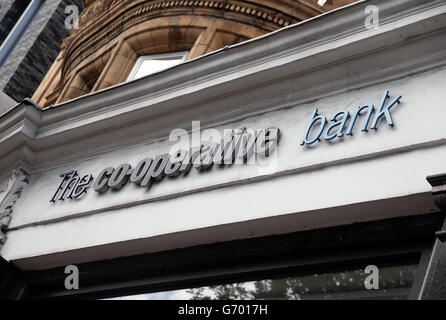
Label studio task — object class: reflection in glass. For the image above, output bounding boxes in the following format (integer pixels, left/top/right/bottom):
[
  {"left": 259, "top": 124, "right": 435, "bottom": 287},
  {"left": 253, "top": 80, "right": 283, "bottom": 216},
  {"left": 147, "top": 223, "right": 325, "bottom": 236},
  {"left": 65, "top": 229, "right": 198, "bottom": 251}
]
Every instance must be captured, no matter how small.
[{"left": 113, "top": 264, "right": 417, "bottom": 300}]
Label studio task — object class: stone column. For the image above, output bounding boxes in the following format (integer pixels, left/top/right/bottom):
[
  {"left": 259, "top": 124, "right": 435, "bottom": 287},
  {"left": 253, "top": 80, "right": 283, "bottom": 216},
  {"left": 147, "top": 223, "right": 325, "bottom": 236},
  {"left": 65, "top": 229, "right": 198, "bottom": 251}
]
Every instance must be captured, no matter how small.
[
  {"left": 0, "top": 169, "right": 29, "bottom": 300},
  {"left": 418, "top": 174, "right": 446, "bottom": 299}
]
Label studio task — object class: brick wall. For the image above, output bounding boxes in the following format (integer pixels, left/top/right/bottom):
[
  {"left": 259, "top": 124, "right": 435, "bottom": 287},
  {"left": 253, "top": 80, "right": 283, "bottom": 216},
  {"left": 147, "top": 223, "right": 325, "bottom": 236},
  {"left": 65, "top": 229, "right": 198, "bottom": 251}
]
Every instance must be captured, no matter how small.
[{"left": 0, "top": 0, "right": 83, "bottom": 102}]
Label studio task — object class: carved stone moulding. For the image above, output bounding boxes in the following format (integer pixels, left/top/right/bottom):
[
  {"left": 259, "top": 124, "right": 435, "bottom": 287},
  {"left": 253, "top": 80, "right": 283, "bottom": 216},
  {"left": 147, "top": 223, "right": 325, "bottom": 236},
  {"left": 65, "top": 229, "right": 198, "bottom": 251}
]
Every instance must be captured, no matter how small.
[
  {"left": 62, "top": 0, "right": 318, "bottom": 83},
  {"left": 34, "top": 0, "right": 355, "bottom": 106},
  {"left": 0, "top": 169, "right": 29, "bottom": 250}
]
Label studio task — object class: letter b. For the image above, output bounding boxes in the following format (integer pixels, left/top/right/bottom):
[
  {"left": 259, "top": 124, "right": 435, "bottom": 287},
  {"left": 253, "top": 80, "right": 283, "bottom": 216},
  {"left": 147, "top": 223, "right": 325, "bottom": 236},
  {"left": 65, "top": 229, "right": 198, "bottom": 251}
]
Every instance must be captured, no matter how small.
[{"left": 300, "top": 109, "right": 327, "bottom": 146}]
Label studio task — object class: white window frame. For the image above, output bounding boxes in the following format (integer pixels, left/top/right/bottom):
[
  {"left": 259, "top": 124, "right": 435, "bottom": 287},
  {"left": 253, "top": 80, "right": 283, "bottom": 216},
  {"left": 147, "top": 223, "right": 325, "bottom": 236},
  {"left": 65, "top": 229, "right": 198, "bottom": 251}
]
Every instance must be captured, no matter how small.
[{"left": 126, "top": 51, "right": 189, "bottom": 81}]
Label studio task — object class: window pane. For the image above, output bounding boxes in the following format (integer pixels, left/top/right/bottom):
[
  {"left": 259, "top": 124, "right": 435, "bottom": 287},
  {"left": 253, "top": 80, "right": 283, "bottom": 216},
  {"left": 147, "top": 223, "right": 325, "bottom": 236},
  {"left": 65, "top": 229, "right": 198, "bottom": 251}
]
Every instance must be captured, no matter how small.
[
  {"left": 127, "top": 52, "right": 188, "bottom": 81},
  {"left": 112, "top": 263, "right": 418, "bottom": 300},
  {"left": 132, "top": 59, "right": 183, "bottom": 80}
]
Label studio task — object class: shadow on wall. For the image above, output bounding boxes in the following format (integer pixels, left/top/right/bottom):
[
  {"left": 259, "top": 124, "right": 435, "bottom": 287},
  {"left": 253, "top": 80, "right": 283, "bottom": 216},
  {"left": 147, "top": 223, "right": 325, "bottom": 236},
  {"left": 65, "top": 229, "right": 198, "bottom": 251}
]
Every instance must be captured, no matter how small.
[{"left": 0, "top": 91, "right": 16, "bottom": 115}]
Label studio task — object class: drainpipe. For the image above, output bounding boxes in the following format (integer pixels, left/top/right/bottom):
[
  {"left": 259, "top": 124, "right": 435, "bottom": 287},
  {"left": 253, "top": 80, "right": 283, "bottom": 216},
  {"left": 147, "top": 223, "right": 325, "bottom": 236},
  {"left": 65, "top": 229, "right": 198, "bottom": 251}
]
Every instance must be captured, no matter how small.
[{"left": 0, "top": 0, "right": 45, "bottom": 68}]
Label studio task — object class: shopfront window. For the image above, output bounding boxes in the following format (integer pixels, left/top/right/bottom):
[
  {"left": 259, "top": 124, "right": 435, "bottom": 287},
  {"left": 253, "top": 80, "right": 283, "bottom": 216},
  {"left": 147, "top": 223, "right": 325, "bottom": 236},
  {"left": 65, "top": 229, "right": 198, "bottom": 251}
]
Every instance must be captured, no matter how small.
[
  {"left": 113, "top": 263, "right": 417, "bottom": 300},
  {"left": 126, "top": 52, "right": 188, "bottom": 81}
]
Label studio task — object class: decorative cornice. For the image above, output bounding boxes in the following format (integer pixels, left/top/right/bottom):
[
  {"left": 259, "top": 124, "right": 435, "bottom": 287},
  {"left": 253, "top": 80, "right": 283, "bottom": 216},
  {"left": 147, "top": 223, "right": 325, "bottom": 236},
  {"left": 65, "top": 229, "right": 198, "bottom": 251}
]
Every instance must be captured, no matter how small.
[{"left": 0, "top": 169, "right": 29, "bottom": 250}]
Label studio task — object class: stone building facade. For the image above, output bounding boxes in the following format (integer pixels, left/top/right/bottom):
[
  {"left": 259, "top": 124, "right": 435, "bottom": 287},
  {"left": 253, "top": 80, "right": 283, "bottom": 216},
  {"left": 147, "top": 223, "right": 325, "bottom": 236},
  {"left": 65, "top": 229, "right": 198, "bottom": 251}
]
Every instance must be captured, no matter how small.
[{"left": 33, "top": 0, "right": 354, "bottom": 107}]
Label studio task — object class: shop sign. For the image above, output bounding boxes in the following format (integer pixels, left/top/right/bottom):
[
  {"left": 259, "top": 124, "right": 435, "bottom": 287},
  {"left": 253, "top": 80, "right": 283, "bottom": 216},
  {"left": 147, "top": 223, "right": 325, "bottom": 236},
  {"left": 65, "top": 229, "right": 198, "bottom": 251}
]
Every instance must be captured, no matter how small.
[
  {"left": 300, "top": 90, "right": 402, "bottom": 145},
  {"left": 50, "top": 127, "right": 280, "bottom": 202}
]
